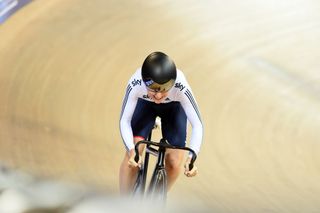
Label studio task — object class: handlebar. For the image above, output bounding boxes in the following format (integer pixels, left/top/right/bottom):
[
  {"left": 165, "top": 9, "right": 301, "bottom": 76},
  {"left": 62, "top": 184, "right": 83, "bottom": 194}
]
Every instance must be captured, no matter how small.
[{"left": 134, "top": 139, "right": 197, "bottom": 171}]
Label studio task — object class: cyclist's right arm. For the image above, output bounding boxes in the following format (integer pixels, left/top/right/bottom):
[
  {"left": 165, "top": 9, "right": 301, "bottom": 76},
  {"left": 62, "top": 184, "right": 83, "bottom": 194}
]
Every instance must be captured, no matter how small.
[
  {"left": 119, "top": 69, "right": 142, "bottom": 153},
  {"left": 120, "top": 88, "right": 137, "bottom": 153}
]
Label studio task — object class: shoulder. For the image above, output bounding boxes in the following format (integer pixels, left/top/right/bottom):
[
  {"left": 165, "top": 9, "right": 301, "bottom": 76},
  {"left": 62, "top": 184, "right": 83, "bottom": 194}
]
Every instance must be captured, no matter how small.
[
  {"left": 122, "top": 68, "right": 145, "bottom": 100},
  {"left": 173, "top": 69, "right": 190, "bottom": 93},
  {"left": 171, "top": 69, "right": 199, "bottom": 103},
  {"left": 127, "top": 68, "right": 143, "bottom": 89}
]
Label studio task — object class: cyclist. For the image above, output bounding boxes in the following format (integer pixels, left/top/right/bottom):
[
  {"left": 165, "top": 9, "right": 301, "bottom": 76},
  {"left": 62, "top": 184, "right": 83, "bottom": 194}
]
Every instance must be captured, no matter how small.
[{"left": 119, "top": 51, "right": 203, "bottom": 194}]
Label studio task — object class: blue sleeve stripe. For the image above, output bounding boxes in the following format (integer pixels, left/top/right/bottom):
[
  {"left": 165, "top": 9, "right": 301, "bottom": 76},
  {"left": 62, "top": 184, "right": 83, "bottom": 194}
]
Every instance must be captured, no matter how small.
[
  {"left": 120, "top": 84, "right": 132, "bottom": 120},
  {"left": 185, "top": 89, "right": 202, "bottom": 123},
  {"left": 119, "top": 122, "right": 130, "bottom": 152},
  {"left": 119, "top": 84, "right": 133, "bottom": 152},
  {"left": 119, "top": 126, "right": 130, "bottom": 152}
]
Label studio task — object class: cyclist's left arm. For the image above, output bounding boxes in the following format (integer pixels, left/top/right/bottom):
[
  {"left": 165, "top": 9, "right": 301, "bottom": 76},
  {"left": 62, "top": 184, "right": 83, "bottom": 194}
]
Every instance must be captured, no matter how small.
[
  {"left": 177, "top": 85, "right": 203, "bottom": 177},
  {"left": 178, "top": 87, "right": 203, "bottom": 155}
]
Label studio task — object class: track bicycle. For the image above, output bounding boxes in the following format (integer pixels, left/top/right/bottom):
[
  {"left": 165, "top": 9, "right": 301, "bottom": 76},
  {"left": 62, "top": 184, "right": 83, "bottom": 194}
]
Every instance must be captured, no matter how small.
[{"left": 132, "top": 131, "right": 197, "bottom": 202}]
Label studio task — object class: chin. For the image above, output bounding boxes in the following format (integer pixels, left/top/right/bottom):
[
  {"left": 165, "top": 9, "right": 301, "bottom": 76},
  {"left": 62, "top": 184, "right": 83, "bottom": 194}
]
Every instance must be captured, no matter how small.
[{"left": 154, "top": 99, "right": 164, "bottom": 104}]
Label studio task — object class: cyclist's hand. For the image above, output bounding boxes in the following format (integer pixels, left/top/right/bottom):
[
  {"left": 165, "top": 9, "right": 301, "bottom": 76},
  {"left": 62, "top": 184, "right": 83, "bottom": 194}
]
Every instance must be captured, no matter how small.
[
  {"left": 128, "top": 149, "right": 142, "bottom": 168},
  {"left": 184, "top": 157, "right": 198, "bottom": 177}
]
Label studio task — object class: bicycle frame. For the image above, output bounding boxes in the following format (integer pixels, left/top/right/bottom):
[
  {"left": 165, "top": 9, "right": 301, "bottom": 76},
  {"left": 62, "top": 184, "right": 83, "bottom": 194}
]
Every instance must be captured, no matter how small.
[{"left": 132, "top": 134, "right": 197, "bottom": 199}]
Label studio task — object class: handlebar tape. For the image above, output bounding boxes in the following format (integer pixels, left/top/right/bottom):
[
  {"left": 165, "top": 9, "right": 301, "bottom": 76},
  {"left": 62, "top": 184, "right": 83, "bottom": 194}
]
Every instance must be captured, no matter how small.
[
  {"left": 134, "top": 154, "right": 139, "bottom": 163},
  {"left": 188, "top": 163, "right": 194, "bottom": 171}
]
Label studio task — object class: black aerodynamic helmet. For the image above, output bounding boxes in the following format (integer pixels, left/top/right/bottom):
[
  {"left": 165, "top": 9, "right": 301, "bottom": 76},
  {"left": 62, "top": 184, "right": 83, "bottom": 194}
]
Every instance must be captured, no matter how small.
[{"left": 141, "top": 51, "right": 177, "bottom": 92}]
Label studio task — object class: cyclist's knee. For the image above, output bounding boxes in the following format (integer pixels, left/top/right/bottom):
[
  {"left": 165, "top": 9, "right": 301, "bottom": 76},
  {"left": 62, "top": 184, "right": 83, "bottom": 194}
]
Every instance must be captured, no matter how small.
[
  {"left": 134, "top": 137, "right": 146, "bottom": 153},
  {"left": 165, "top": 153, "right": 183, "bottom": 171},
  {"left": 166, "top": 162, "right": 180, "bottom": 171}
]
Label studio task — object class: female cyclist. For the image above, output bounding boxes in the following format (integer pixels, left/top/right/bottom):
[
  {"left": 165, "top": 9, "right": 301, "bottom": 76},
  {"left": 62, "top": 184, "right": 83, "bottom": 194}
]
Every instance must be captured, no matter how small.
[{"left": 119, "top": 51, "right": 203, "bottom": 194}]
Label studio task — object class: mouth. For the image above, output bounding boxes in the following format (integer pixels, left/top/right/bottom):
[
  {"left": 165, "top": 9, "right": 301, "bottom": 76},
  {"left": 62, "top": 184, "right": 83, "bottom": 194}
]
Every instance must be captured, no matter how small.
[{"left": 153, "top": 96, "right": 162, "bottom": 100}]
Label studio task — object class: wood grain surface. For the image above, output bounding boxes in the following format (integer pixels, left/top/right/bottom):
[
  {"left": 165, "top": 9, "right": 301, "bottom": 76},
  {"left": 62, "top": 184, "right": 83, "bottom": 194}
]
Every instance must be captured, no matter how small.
[{"left": 1, "top": 0, "right": 320, "bottom": 212}]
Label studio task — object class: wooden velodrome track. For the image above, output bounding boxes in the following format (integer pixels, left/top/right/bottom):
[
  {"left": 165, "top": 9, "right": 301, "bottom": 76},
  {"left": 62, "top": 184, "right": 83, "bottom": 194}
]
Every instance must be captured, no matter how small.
[{"left": 1, "top": 0, "right": 320, "bottom": 212}]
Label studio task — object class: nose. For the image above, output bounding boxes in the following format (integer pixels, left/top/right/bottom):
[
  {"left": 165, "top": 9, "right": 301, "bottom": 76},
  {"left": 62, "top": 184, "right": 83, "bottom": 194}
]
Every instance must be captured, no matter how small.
[{"left": 154, "top": 92, "right": 162, "bottom": 99}]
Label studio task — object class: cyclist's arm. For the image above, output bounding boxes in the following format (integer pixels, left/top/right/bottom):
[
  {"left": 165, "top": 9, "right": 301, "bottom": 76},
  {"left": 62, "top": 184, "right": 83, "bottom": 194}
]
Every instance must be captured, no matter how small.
[
  {"left": 119, "top": 84, "right": 139, "bottom": 153},
  {"left": 178, "top": 87, "right": 203, "bottom": 155}
]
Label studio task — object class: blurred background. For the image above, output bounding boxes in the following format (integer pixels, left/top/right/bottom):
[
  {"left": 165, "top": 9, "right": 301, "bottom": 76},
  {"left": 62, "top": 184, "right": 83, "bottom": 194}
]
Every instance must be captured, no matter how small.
[{"left": 1, "top": 0, "right": 320, "bottom": 212}]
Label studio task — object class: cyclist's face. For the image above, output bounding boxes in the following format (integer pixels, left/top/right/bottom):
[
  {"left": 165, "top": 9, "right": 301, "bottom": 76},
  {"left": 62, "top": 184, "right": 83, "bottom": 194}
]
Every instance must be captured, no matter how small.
[{"left": 147, "top": 89, "right": 169, "bottom": 104}]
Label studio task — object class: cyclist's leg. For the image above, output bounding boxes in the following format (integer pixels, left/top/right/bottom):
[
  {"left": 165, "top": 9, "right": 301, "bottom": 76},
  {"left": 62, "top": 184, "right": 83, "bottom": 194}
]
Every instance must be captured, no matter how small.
[
  {"left": 119, "top": 99, "right": 156, "bottom": 195},
  {"left": 164, "top": 149, "right": 184, "bottom": 190},
  {"left": 120, "top": 136, "right": 150, "bottom": 195},
  {"left": 160, "top": 102, "right": 187, "bottom": 190},
  {"left": 119, "top": 137, "right": 143, "bottom": 194}
]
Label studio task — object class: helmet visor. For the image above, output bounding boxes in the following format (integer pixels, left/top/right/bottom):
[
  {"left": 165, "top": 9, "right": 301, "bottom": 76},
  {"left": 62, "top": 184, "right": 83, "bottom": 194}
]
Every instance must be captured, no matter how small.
[{"left": 144, "top": 79, "right": 175, "bottom": 93}]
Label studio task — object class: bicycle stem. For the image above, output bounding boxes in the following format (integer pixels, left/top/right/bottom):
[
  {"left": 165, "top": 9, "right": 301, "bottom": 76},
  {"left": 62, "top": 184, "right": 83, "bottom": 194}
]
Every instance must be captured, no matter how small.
[{"left": 134, "top": 140, "right": 197, "bottom": 171}]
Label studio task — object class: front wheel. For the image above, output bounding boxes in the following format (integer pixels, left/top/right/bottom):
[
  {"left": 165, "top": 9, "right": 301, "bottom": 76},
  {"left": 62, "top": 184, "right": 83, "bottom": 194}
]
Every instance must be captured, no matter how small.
[{"left": 147, "top": 168, "right": 167, "bottom": 203}]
